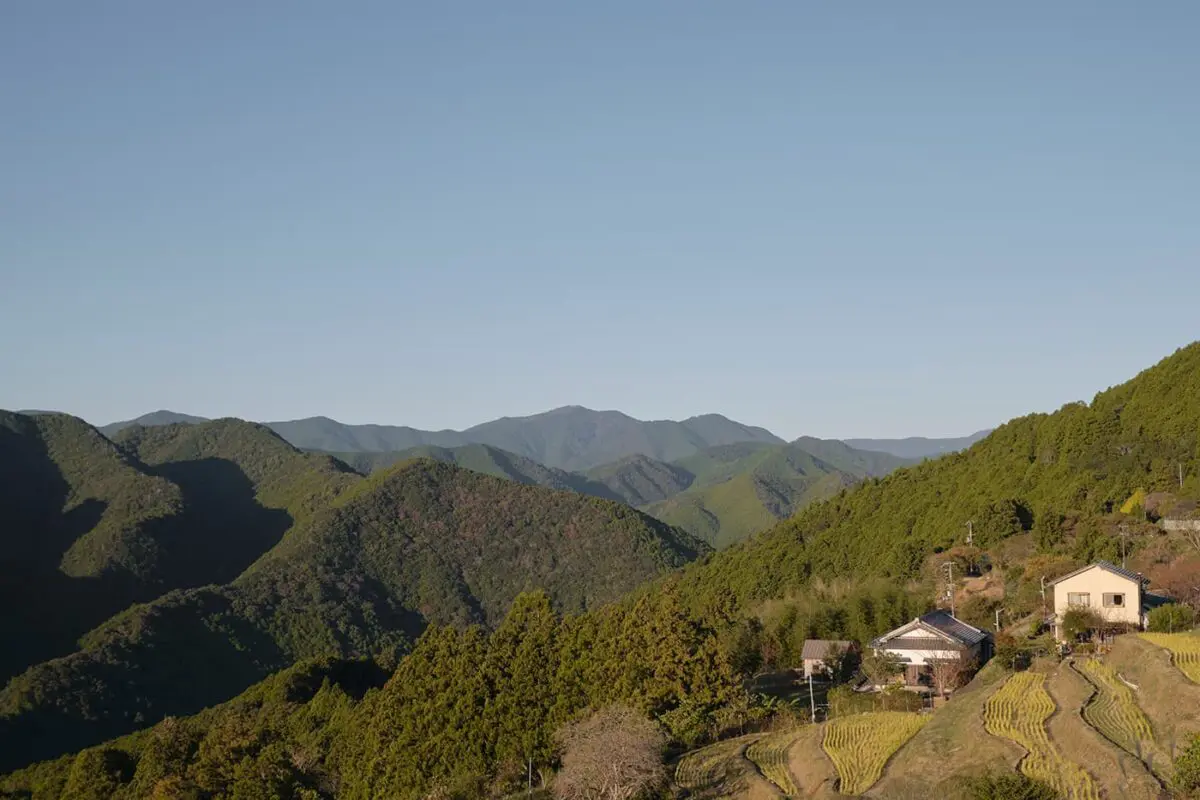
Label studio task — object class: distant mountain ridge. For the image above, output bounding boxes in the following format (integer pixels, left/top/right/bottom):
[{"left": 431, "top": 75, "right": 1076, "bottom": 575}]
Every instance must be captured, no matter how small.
[
  {"left": 842, "top": 429, "right": 992, "bottom": 459},
  {"left": 269, "top": 406, "right": 785, "bottom": 471},
  {"left": 98, "top": 410, "right": 209, "bottom": 436},
  {"left": 100, "top": 406, "right": 785, "bottom": 471},
  {"left": 98, "top": 406, "right": 986, "bottom": 471}
]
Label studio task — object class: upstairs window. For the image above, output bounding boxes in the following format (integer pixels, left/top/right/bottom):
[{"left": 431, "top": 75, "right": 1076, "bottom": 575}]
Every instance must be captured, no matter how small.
[
  {"left": 1067, "top": 592, "right": 1091, "bottom": 607},
  {"left": 1103, "top": 593, "right": 1125, "bottom": 608}
]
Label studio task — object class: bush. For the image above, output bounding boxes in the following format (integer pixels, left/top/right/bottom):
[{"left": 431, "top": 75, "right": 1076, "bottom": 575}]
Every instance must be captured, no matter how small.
[
  {"left": 1175, "top": 733, "right": 1200, "bottom": 797},
  {"left": 1148, "top": 603, "right": 1196, "bottom": 633},
  {"left": 957, "top": 770, "right": 1057, "bottom": 800},
  {"left": 1059, "top": 607, "right": 1102, "bottom": 641}
]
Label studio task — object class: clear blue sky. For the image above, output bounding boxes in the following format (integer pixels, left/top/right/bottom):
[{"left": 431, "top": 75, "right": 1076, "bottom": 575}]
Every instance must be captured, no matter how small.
[{"left": 2, "top": 2, "right": 1197, "bottom": 439}]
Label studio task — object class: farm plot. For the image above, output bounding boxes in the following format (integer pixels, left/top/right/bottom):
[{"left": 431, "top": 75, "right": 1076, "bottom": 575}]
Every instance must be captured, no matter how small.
[
  {"left": 1139, "top": 633, "right": 1200, "bottom": 684},
  {"left": 1077, "top": 658, "right": 1153, "bottom": 754},
  {"left": 745, "top": 729, "right": 804, "bottom": 796},
  {"left": 675, "top": 734, "right": 764, "bottom": 797},
  {"left": 983, "top": 671, "right": 1100, "bottom": 800},
  {"left": 821, "top": 712, "right": 927, "bottom": 796}
]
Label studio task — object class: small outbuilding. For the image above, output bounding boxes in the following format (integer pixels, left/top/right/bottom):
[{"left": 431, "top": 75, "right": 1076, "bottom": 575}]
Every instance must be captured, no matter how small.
[{"left": 800, "top": 639, "right": 856, "bottom": 679}]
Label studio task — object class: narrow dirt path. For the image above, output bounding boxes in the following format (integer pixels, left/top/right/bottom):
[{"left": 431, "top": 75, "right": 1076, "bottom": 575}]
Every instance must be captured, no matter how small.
[{"left": 1046, "top": 662, "right": 1164, "bottom": 800}]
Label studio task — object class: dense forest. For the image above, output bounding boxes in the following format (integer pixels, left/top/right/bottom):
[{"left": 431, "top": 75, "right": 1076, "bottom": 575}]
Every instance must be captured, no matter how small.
[
  {"left": 3, "top": 342, "right": 1200, "bottom": 798},
  {"left": 323, "top": 437, "right": 912, "bottom": 549},
  {"left": 0, "top": 421, "right": 704, "bottom": 771}
]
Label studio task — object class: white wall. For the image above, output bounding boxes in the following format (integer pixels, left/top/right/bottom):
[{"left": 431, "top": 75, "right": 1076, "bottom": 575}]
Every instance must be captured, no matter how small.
[{"left": 1052, "top": 568, "right": 1141, "bottom": 630}]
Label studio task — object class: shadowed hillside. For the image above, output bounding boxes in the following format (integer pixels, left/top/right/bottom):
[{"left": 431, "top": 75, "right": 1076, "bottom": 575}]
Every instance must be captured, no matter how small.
[
  {"left": 0, "top": 412, "right": 185, "bottom": 682},
  {"left": 0, "top": 415, "right": 360, "bottom": 686},
  {"left": 0, "top": 459, "right": 707, "bottom": 770}
]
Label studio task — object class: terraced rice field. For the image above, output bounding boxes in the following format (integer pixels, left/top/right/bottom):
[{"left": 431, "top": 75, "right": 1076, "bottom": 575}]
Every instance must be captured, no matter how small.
[
  {"left": 1077, "top": 658, "right": 1153, "bottom": 755},
  {"left": 1139, "top": 633, "right": 1200, "bottom": 684},
  {"left": 821, "top": 712, "right": 927, "bottom": 796},
  {"left": 675, "top": 734, "right": 763, "bottom": 796},
  {"left": 983, "top": 671, "right": 1100, "bottom": 800},
  {"left": 745, "top": 729, "right": 804, "bottom": 796}
]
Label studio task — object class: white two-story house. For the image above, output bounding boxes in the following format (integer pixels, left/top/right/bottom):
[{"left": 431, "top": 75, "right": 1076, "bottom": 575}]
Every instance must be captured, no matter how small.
[{"left": 1048, "top": 561, "right": 1148, "bottom": 640}]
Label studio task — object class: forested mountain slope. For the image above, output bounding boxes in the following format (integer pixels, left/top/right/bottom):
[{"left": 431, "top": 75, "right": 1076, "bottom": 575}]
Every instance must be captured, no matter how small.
[
  {"left": 643, "top": 440, "right": 910, "bottom": 548},
  {"left": 673, "top": 343, "right": 1200, "bottom": 614},
  {"left": 333, "top": 438, "right": 912, "bottom": 549},
  {"left": 6, "top": 343, "right": 1200, "bottom": 798},
  {"left": 0, "top": 415, "right": 360, "bottom": 686},
  {"left": 0, "top": 412, "right": 184, "bottom": 682},
  {"left": 0, "top": 459, "right": 706, "bottom": 770},
  {"left": 323, "top": 443, "right": 616, "bottom": 499},
  {"left": 583, "top": 453, "right": 695, "bottom": 506}
]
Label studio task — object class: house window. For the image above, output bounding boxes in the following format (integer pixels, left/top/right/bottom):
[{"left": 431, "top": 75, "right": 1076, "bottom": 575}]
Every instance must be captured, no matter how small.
[
  {"left": 1067, "top": 592, "right": 1091, "bottom": 607},
  {"left": 1103, "top": 593, "right": 1125, "bottom": 608}
]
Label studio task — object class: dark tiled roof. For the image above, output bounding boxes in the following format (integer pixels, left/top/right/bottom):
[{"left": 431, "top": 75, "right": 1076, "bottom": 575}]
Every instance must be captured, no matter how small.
[
  {"left": 800, "top": 640, "right": 855, "bottom": 660},
  {"left": 869, "top": 611, "right": 990, "bottom": 649},
  {"left": 1047, "top": 560, "right": 1146, "bottom": 587},
  {"left": 919, "top": 610, "right": 990, "bottom": 645}
]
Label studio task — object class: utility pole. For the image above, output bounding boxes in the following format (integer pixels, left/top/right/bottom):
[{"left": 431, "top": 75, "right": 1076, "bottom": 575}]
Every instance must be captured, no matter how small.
[
  {"left": 1118, "top": 524, "right": 1129, "bottom": 568},
  {"left": 809, "top": 674, "right": 816, "bottom": 722},
  {"left": 1040, "top": 575, "right": 1047, "bottom": 621},
  {"left": 995, "top": 607, "right": 1003, "bottom": 632},
  {"left": 944, "top": 561, "right": 956, "bottom": 617},
  {"left": 1182, "top": 463, "right": 1186, "bottom": 489},
  {"left": 527, "top": 757, "right": 533, "bottom": 796},
  {"left": 966, "top": 520, "right": 974, "bottom": 547}
]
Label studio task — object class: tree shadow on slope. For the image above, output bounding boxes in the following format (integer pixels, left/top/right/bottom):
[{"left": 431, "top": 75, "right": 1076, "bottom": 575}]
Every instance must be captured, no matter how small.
[
  {"left": 141, "top": 457, "right": 292, "bottom": 588},
  {"left": 0, "top": 588, "right": 290, "bottom": 771},
  {"left": 0, "top": 452, "right": 293, "bottom": 685}
]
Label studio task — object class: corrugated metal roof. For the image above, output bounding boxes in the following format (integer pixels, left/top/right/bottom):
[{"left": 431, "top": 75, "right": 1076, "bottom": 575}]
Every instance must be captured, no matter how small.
[
  {"left": 1046, "top": 560, "right": 1146, "bottom": 587},
  {"left": 919, "top": 610, "right": 989, "bottom": 645},
  {"left": 800, "top": 639, "right": 855, "bottom": 660}
]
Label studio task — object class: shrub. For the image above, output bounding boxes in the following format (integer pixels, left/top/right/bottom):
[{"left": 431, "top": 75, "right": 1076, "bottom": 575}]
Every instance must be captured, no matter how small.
[
  {"left": 1174, "top": 733, "right": 1200, "bottom": 797},
  {"left": 1148, "top": 603, "right": 1196, "bottom": 633},
  {"left": 958, "top": 770, "right": 1057, "bottom": 800},
  {"left": 1059, "top": 607, "right": 1103, "bottom": 641}
]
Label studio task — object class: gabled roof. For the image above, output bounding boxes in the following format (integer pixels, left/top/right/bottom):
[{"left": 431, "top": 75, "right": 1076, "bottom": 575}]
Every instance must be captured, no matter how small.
[
  {"left": 870, "top": 610, "right": 990, "bottom": 649},
  {"left": 800, "top": 640, "right": 855, "bottom": 660},
  {"left": 1046, "top": 560, "right": 1147, "bottom": 587}
]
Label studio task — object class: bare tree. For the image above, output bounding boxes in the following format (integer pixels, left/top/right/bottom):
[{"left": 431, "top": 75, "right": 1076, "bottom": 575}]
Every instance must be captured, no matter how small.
[
  {"left": 927, "top": 656, "right": 976, "bottom": 698},
  {"left": 1154, "top": 554, "right": 1200, "bottom": 612},
  {"left": 553, "top": 705, "right": 667, "bottom": 800}
]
